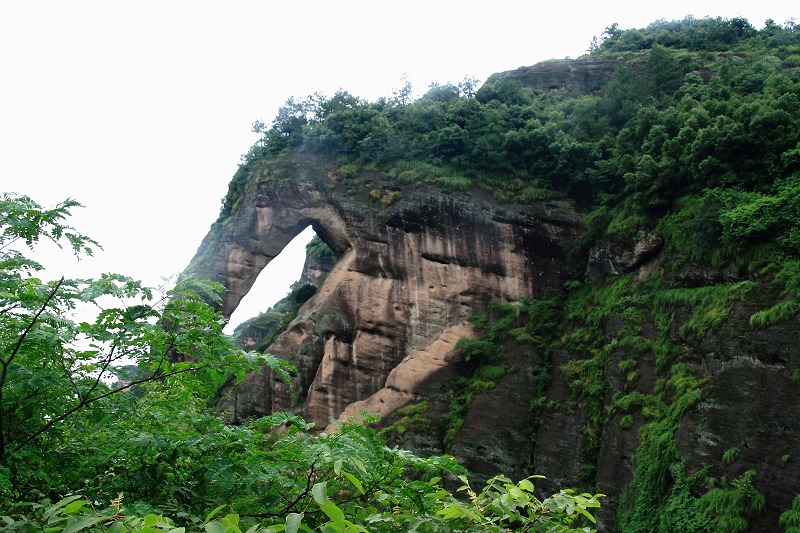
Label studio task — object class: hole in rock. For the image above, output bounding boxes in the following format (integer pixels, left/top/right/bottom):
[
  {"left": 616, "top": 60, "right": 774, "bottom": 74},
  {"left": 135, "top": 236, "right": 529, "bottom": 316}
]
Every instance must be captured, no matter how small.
[{"left": 224, "top": 226, "right": 316, "bottom": 334}]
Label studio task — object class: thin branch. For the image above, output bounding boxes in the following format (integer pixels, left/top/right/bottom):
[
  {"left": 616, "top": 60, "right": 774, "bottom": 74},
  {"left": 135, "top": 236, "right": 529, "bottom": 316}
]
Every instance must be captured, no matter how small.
[
  {"left": 75, "top": 342, "right": 119, "bottom": 403},
  {"left": 59, "top": 349, "right": 81, "bottom": 399},
  {"left": 0, "top": 303, "right": 23, "bottom": 315},
  {"left": 244, "top": 459, "right": 322, "bottom": 519}
]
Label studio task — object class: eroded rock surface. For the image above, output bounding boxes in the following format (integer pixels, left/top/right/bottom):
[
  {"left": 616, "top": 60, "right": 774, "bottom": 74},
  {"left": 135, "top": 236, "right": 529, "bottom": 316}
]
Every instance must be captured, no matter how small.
[{"left": 185, "top": 153, "right": 582, "bottom": 432}]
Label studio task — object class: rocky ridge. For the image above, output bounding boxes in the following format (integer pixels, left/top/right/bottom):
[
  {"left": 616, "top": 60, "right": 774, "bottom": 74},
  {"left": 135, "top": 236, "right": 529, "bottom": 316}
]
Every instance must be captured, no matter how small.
[{"left": 183, "top": 56, "right": 800, "bottom": 532}]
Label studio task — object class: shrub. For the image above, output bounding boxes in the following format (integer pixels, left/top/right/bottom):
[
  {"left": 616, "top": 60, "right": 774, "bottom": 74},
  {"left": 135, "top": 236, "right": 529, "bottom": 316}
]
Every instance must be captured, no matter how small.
[
  {"left": 722, "top": 447, "right": 740, "bottom": 465},
  {"left": 619, "top": 414, "right": 635, "bottom": 430}
]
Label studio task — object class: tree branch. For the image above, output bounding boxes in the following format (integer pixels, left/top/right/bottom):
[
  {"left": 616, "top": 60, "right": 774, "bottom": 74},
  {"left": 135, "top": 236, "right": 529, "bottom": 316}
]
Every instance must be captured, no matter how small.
[
  {"left": 10, "top": 363, "right": 207, "bottom": 455},
  {"left": 0, "top": 276, "right": 63, "bottom": 459}
]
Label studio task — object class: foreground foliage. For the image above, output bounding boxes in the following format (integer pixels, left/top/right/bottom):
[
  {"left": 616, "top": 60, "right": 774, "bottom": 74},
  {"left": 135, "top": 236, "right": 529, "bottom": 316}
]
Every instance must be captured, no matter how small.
[
  {"left": 0, "top": 194, "right": 601, "bottom": 531},
  {"left": 4, "top": 465, "right": 602, "bottom": 532}
]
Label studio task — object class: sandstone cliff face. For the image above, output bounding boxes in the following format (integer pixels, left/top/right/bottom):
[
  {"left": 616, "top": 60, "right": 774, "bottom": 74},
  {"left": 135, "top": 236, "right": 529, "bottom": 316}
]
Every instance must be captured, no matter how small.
[
  {"left": 186, "top": 153, "right": 581, "bottom": 436},
  {"left": 579, "top": 235, "right": 800, "bottom": 532}
]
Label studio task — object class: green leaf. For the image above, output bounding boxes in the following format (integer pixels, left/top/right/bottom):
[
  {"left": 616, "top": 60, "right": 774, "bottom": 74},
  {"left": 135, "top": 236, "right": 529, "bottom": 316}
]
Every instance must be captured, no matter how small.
[
  {"left": 508, "top": 487, "right": 524, "bottom": 500},
  {"left": 220, "top": 514, "right": 241, "bottom": 533},
  {"left": 576, "top": 505, "right": 597, "bottom": 523},
  {"left": 62, "top": 499, "right": 89, "bottom": 515},
  {"left": 44, "top": 495, "right": 85, "bottom": 520},
  {"left": 319, "top": 500, "right": 345, "bottom": 527},
  {"left": 343, "top": 471, "right": 365, "bottom": 495},
  {"left": 437, "top": 503, "right": 468, "bottom": 520},
  {"left": 312, "top": 482, "right": 328, "bottom": 505},
  {"left": 62, "top": 515, "right": 103, "bottom": 533},
  {"left": 204, "top": 505, "right": 227, "bottom": 523},
  {"left": 519, "top": 478, "right": 535, "bottom": 492},
  {"left": 349, "top": 457, "right": 366, "bottom": 473},
  {"left": 205, "top": 521, "right": 227, "bottom": 533},
  {"left": 285, "top": 513, "right": 303, "bottom": 533}
]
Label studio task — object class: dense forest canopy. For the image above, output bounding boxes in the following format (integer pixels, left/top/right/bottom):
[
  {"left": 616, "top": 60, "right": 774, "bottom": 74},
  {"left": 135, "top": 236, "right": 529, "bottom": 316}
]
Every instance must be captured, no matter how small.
[
  {"left": 2, "top": 15, "right": 800, "bottom": 532},
  {"left": 220, "top": 13, "right": 800, "bottom": 300},
  {"left": 227, "top": 17, "right": 798, "bottom": 199}
]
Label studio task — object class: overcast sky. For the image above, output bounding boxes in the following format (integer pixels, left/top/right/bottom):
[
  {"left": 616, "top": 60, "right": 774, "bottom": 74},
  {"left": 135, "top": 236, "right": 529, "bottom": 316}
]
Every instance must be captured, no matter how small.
[{"left": 1, "top": 1, "right": 796, "bottom": 329}]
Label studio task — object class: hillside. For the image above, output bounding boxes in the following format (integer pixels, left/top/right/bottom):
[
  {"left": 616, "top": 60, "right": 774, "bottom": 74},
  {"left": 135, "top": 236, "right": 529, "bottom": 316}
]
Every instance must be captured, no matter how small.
[{"left": 184, "top": 16, "right": 800, "bottom": 532}]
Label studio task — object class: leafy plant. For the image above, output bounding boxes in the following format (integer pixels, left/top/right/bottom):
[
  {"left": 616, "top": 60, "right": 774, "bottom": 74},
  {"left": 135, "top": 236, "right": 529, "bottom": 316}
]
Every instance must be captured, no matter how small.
[
  {"left": 780, "top": 493, "right": 800, "bottom": 533},
  {"left": 0, "top": 194, "right": 286, "bottom": 465},
  {"left": 700, "top": 469, "right": 765, "bottom": 532},
  {"left": 4, "top": 472, "right": 603, "bottom": 533},
  {"left": 433, "top": 474, "right": 603, "bottom": 532}
]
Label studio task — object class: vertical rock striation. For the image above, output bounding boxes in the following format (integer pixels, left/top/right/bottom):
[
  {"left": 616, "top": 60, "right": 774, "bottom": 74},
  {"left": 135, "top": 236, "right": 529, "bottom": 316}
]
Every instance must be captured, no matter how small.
[{"left": 185, "top": 153, "right": 581, "bottom": 434}]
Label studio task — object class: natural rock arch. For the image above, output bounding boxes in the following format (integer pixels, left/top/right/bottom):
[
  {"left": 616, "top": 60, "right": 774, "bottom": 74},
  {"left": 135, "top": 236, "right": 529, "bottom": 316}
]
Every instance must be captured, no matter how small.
[{"left": 184, "top": 153, "right": 581, "bottom": 460}]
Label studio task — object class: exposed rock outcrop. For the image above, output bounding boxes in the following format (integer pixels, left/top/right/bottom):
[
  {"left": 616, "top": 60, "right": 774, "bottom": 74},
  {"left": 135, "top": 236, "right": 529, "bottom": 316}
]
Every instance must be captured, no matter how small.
[
  {"left": 585, "top": 232, "right": 664, "bottom": 282},
  {"left": 484, "top": 57, "right": 617, "bottom": 95}
]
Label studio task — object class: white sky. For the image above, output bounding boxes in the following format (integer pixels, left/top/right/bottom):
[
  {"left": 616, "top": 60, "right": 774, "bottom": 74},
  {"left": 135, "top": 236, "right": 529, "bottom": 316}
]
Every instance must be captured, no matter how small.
[{"left": 1, "top": 1, "right": 795, "bottom": 330}]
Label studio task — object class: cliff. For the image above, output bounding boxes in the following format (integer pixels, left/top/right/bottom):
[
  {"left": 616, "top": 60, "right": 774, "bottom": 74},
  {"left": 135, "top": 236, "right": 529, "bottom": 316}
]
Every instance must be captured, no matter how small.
[
  {"left": 186, "top": 153, "right": 800, "bottom": 531},
  {"left": 484, "top": 56, "right": 616, "bottom": 95}
]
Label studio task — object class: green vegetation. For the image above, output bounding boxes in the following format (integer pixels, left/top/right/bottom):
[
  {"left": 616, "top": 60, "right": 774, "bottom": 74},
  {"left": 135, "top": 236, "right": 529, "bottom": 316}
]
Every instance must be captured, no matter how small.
[
  {"left": 305, "top": 234, "right": 336, "bottom": 264},
  {"left": 218, "top": 18, "right": 796, "bottom": 530},
  {"left": 443, "top": 297, "right": 558, "bottom": 450},
  {"left": 781, "top": 493, "right": 800, "bottom": 532},
  {"left": 217, "top": 16, "right": 798, "bottom": 532},
  {"left": 378, "top": 401, "right": 431, "bottom": 440},
  {"left": 700, "top": 470, "right": 766, "bottom": 532},
  {"left": 227, "top": 16, "right": 799, "bottom": 215},
  {"left": 722, "top": 447, "right": 740, "bottom": 465}
]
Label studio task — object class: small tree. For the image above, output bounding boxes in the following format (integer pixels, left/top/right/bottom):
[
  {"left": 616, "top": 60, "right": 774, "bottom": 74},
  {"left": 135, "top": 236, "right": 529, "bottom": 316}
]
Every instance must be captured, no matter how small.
[
  {"left": 0, "top": 193, "right": 290, "bottom": 467},
  {"left": 392, "top": 73, "right": 414, "bottom": 105}
]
